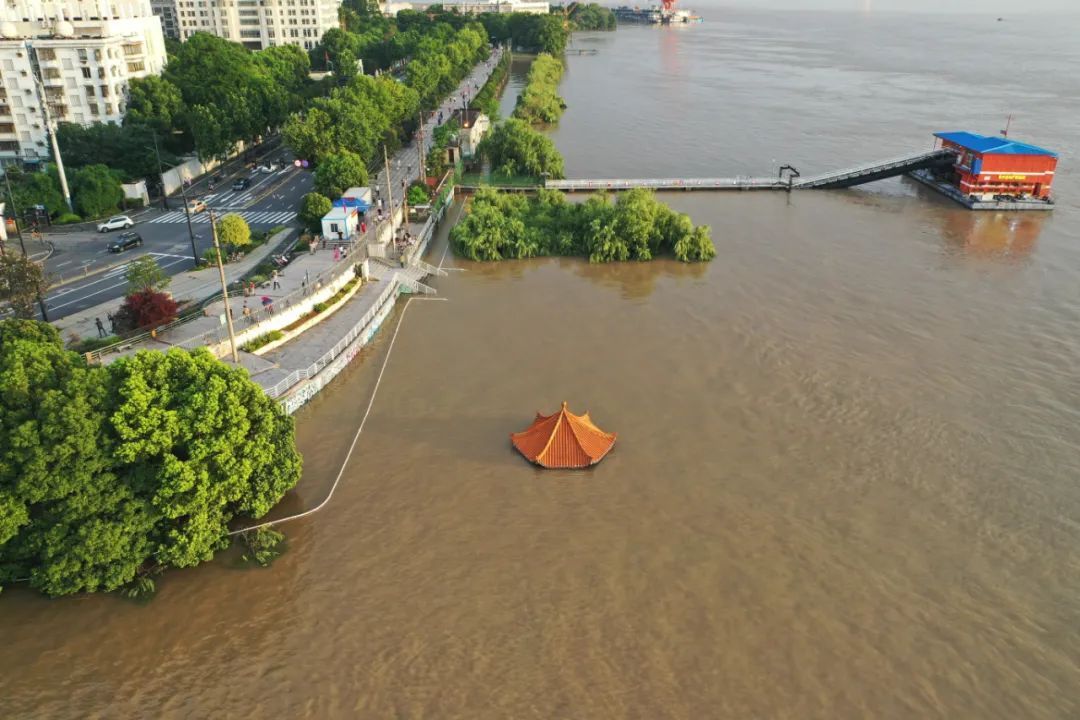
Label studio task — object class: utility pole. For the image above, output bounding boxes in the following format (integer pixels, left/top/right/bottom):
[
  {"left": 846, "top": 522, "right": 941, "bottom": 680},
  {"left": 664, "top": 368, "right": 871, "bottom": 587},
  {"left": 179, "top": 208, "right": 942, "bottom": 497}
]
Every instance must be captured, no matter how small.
[
  {"left": 3, "top": 171, "right": 48, "bottom": 320},
  {"left": 417, "top": 112, "right": 426, "bottom": 184},
  {"left": 175, "top": 169, "right": 199, "bottom": 267},
  {"left": 26, "top": 42, "right": 72, "bottom": 213},
  {"left": 152, "top": 132, "right": 168, "bottom": 210},
  {"left": 383, "top": 144, "right": 395, "bottom": 235},
  {"left": 208, "top": 209, "right": 239, "bottom": 363}
]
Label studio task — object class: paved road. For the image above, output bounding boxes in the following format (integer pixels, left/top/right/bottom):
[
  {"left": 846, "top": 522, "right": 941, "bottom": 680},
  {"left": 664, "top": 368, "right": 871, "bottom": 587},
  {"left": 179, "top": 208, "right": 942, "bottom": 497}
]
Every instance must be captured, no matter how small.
[
  {"left": 42, "top": 165, "right": 312, "bottom": 320},
  {"left": 39, "top": 48, "right": 503, "bottom": 322}
]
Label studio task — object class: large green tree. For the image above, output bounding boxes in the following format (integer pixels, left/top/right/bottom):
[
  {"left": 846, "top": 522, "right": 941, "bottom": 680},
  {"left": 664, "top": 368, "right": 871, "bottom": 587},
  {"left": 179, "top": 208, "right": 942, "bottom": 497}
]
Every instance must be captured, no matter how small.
[
  {"left": 3, "top": 167, "right": 64, "bottom": 220},
  {"left": 299, "top": 192, "right": 332, "bottom": 234},
  {"left": 124, "top": 75, "right": 186, "bottom": 138},
  {"left": 0, "top": 325, "right": 303, "bottom": 597},
  {"left": 58, "top": 122, "right": 176, "bottom": 184},
  {"left": 314, "top": 150, "right": 369, "bottom": 199},
  {"left": 0, "top": 321, "right": 151, "bottom": 596},
  {"left": 479, "top": 118, "right": 565, "bottom": 179},
  {"left": 72, "top": 165, "right": 123, "bottom": 219}
]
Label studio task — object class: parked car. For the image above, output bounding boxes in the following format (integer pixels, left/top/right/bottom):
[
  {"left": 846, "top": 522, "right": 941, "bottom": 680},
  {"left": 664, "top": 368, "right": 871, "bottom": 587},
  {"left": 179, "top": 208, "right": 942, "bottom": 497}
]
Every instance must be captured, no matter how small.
[
  {"left": 232, "top": 177, "right": 251, "bottom": 191},
  {"left": 107, "top": 232, "right": 143, "bottom": 253},
  {"left": 187, "top": 199, "right": 207, "bottom": 213},
  {"left": 97, "top": 215, "right": 134, "bottom": 232},
  {"left": 258, "top": 163, "right": 278, "bottom": 173}
]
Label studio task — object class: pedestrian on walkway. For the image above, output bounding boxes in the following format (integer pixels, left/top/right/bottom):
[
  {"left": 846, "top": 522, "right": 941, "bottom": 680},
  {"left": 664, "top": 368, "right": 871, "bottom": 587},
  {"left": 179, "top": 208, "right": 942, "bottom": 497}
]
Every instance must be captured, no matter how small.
[
  {"left": 94, "top": 317, "right": 106, "bottom": 338},
  {"left": 272, "top": 269, "right": 281, "bottom": 289},
  {"left": 249, "top": 280, "right": 256, "bottom": 296},
  {"left": 333, "top": 245, "right": 341, "bottom": 262},
  {"left": 360, "top": 220, "right": 367, "bottom": 234},
  {"left": 107, "top": 312, "right": 116, "bottom": 334},
  {"left": 242, "top": 301, "right": 251, "bottom": 323},
  {"left": 309, "top": 238, "right": 318, "bottom": 254}
]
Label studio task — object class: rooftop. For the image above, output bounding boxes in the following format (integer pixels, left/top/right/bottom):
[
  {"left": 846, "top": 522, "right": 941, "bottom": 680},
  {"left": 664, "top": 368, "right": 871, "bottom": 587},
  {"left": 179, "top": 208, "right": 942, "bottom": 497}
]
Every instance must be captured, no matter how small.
[{"left": 935, "top": 131, "right": 1058, "bottom": 158}]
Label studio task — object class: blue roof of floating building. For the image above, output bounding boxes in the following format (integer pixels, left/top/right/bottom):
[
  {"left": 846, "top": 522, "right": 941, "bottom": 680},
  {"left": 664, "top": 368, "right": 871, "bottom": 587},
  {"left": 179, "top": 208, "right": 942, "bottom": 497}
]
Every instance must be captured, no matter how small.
[
  {"left": 332, "top": 196, "right": 369, "bottom": 212},
  {"left": 934, "top": 132, "right": 1058, "bottom": 157}
]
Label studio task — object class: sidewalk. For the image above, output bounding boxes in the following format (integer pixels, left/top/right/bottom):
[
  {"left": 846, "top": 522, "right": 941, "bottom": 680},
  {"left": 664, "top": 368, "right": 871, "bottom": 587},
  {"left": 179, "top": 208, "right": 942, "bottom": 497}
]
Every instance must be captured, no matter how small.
[{"left": 53, "top": 229, "right": 293, "bottom": 343}]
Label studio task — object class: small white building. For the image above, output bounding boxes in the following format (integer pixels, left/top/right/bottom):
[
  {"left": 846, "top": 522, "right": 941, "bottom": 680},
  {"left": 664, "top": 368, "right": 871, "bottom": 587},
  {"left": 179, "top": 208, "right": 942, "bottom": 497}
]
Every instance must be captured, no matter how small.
[
  {"left": 320, "top": 192, "right": 371, "bottom": 242},
  {"left": 454, "top": 109, "right": 490, "bottom": 158}
]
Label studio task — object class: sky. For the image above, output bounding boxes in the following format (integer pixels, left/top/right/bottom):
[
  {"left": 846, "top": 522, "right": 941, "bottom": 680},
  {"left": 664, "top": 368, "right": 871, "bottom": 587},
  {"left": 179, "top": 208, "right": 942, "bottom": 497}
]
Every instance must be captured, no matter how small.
[{"left": 705, "top": 0, "right": 1078, "bottom": 12}]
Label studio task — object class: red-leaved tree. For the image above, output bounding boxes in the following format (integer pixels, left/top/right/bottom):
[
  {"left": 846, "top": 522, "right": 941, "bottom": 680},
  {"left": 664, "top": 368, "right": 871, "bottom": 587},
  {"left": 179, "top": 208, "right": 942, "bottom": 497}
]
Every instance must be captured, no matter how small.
[{"left": 115, "top": 290, "right": 178, "bottom": 332}]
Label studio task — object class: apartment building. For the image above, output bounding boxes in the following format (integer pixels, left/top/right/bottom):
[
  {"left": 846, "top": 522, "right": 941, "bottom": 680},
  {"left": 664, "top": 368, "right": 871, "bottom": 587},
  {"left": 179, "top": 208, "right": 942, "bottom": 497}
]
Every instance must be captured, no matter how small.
[
  {"left": 150, "top": 0, "right": 179, "bottom": 38},
  {"left": 158, "top": 0, "right": 340, "bottom": 51},
  {"left": 383, "top": 0, "right": 550, "bottom": 15},
  {"left": 0, "top": 0, "right": 165, "bottom": 163}
]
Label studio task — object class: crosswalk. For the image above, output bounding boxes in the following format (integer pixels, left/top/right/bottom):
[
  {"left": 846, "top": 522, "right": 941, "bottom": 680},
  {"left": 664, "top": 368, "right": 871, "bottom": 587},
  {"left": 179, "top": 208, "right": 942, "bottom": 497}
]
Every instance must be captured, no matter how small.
[{"left": 148, "top": 209, "right": 297, "bottom": 225}]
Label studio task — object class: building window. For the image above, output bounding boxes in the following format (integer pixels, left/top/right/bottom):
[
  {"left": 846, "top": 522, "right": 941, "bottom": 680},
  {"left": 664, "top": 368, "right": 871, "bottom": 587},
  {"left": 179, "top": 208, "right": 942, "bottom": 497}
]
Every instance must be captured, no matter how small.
[
  {"left": 81, "top": 67, "right": 92, "bottom": 79},
  {"left": 127, "top": 61, "right": 145, "bottom": 72}
]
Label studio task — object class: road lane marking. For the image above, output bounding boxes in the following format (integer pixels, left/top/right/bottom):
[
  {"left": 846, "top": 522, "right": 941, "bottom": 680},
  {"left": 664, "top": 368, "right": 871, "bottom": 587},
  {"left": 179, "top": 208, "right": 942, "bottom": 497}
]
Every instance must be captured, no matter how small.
[{"left": 47, "top": 256, "right": 189, "bottom": 312}]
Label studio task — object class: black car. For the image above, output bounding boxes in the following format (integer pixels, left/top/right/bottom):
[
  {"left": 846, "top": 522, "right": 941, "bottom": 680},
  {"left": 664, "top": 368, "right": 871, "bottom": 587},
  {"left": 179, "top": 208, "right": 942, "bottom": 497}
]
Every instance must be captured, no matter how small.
[
  {"left": 107, "top": 232, "right": 143, "bottom": 253},
  {"left": 232, "top": 177, "right": 251, "bottom": 191}
]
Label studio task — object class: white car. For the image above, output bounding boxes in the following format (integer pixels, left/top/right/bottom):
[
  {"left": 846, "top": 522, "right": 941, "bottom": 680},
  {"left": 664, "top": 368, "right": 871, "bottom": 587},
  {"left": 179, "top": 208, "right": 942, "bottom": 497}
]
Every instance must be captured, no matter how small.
[
  {"left": 97, "top": 215, "right": 134, "bottom": 232},
  {"left": 258, "top": 163, "right": 279, "bottom": 173}
]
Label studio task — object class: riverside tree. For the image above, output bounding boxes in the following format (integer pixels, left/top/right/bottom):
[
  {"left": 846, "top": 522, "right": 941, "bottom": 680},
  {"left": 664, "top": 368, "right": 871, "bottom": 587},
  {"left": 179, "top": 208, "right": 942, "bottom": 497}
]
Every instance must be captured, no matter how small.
[
  {"left": 478, "top": 119, "right": 565, "bottom": 179},
  {"left": 0, "top": 322, "right": 303, "bottom": 597},
  {"left": 451, "top": 187, "right": 716, "bottom": 263},
  {"left": 513, "top": 53, "right": 566, "bottom": 125}
]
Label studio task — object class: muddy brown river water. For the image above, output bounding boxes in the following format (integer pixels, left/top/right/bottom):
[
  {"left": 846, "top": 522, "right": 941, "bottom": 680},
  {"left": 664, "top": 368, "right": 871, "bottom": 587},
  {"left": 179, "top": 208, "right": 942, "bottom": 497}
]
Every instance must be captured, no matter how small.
[{"left": 4, "top": 9, "right": 1080, "bottom": 719}]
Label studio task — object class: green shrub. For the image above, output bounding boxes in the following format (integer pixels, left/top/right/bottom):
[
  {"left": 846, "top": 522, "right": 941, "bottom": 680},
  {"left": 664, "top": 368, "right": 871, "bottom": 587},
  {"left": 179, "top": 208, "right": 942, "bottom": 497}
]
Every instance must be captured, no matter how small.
[
  {"left": 238, "top": 527, "right": 285, "bottom": 567},
  {"left": 312, "top": 301, "right": 328, "bottom": 313},
  {"left": 54, "top": 212, "right": 83, "bottom": 225},
  {"left": 70, "top": 334, "right": 121, "bottom": 353},
  {"left": 240, "top": 330, "right": 284, "bottom": 353}
]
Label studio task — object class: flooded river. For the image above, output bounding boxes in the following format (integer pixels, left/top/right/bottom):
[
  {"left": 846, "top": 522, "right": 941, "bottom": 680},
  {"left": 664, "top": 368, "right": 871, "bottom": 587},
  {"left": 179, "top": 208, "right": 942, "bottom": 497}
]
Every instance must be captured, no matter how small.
[{"left": 5, "top": 9, "right": 1080, "bottom": 719}]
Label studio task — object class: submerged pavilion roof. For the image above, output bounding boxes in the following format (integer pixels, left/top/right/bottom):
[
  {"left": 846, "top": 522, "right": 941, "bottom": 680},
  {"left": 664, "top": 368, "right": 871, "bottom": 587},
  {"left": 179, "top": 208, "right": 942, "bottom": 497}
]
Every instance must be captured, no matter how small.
[{"left": 510, "top": 402, "right": 617, "bottom": 469}]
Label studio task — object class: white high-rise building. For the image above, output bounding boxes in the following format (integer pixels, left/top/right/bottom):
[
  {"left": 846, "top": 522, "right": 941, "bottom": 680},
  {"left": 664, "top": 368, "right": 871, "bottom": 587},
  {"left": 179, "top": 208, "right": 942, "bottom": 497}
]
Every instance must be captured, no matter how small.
[
  {"left": 154, "top": 0, "right": 341, "bottom": 51},
  {"left": 0, "top": 0, "right": 166, "bottom": 164}
]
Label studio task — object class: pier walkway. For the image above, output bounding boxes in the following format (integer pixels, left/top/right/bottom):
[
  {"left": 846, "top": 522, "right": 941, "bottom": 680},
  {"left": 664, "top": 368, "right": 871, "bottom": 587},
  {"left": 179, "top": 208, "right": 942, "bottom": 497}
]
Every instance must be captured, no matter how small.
[{"left": 544, "top": 148, "right": 958, "bottom": 193}]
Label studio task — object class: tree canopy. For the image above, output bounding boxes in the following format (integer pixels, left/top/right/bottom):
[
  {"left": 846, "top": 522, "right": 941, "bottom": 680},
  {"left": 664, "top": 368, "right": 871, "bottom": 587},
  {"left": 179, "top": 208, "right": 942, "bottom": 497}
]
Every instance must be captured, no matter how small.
[
  {"left": 71, "top": 165, "right": 123, "bottom": 219},
  {"left": 513, "top": 53, "right": 566, "bottom": 125},
  {"left": 314, "top": 151, "right": 369, "bottom": 199},
  {"left": 569, "top": 4, "right": 617, "bottom": 31},
  {"left": 478, "top": 118, "right": 565, "bottom": 179},
  {"left": 125, "top": 256, "right": 170, "bottom": 293},
  {"left": 0, "top": 323, "right": 303, "bottom": 597},
  {"left": 3, "top": 166, "right": 65, "bottom": 220},
  {"left": 299, "top": 192, "right": 332, "bottom": 234},
  {"left": 451, "top": 187, "right": 716, "bottom": 263},
  {"left": 216, "top": 213, "right": 252, "bottom": 248},
  {"left": 0, "top": 253, "right": 48, "bottom": 319}
]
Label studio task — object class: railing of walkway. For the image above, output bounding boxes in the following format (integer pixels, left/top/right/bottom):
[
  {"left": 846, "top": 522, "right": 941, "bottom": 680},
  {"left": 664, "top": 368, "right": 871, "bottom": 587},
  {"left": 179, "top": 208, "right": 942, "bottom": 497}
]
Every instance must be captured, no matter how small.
[
  {"left": 175, "top": 242, "right": 365, "bottom": 351},
  {"left": 793, "top": 149, "right": 957, "bottom": 186},
  {"left": 546, "top": 177, "right": 786, "bottom": 191},
  {"left": 264, "top": 274, "right": 402, "bottom": 398}
]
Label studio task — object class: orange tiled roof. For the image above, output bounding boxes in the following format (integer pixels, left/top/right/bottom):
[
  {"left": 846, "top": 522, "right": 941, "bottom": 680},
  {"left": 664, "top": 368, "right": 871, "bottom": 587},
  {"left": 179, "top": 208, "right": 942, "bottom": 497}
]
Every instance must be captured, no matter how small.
[{"left": 510, "top": 402, "right": 617, "bottom": 469}]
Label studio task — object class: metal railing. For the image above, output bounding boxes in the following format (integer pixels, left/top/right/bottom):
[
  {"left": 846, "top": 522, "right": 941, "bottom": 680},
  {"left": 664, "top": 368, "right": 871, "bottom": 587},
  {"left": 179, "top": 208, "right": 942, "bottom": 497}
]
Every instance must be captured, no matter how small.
[
  {"left": 264, "top": 275, "right": 402, "bottom": 398},
  {"left": 175, "top": 242, "right": 364, "bottom": 351},
  {"left": 546, "top": 177, "right": 786, "bottom": 191},
  {"left": 793, "top": 149, "right": 957, "bottom": 187}
]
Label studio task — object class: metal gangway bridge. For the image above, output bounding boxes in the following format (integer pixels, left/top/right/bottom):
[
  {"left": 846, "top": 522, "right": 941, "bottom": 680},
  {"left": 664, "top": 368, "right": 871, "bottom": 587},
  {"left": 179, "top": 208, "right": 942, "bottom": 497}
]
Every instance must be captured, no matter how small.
[{"left": 544, "top": 149, "right": 957, "bottom": 193}]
